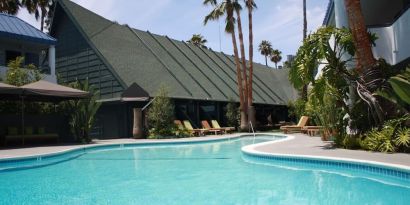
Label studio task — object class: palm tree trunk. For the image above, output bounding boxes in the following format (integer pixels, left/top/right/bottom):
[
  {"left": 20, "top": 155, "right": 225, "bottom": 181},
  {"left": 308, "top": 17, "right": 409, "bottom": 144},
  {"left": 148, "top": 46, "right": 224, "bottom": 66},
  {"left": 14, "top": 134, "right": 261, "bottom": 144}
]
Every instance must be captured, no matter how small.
[
  {"left": 265, "top": 56, "right": 268, "bottom": 66},
  {"left": 230, "top": 29, "right": 246, "bottom": 130},
  {"left": 247, "top": 0, "right": 255, "bottom": 126},
  {"left": 301, "top": 0, "right": 308, "bottom": 101},
  {"left": 344, "top": 0, "right": 376, "bottom": 73},
  {"left": 235, "top": 9, "right": 248, "bottom": 129},
  {"left": 303, "top": 0, "right": 307, "bottom": 39}
]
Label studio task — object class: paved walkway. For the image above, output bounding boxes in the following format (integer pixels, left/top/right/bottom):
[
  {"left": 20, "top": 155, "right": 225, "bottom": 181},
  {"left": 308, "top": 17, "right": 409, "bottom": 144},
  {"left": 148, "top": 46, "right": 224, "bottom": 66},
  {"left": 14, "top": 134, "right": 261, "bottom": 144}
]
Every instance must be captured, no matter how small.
[
  {"left": 253, "top": 133, "right": 410, "bottom": 167},
  {"left": 1, "top": 133, "right": 409, "bottom": 168},
  {"left": 0, "top": 134, "right": 236, "bottom": 159}
]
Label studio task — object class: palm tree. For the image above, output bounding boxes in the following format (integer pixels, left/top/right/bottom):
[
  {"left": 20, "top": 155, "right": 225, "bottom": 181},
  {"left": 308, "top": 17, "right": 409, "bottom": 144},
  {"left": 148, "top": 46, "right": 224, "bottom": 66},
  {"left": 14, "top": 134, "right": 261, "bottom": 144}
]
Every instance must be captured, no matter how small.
[
  {"left": 303, "top": 0, "right": 307, "bottom": 39},
  {"left": 22, "top": 0, "right": 53, "bottom": 31},
  {"left": 187, "top": 34, "right": 208, "bottom": 48},
  {"left": 345, "top": 0, "right": 384, "bottom": 125},
  {"left": 301, "top": 0, "right": 308, "bottom": 101},
  {"left": 344, "top": 0, "right": 375, "bottom": 73},
  {"left": 258, "top": 40, "right": 273, "bottom": 66},
  {"left": 204, "top": 0, "right": 247, "bottom": 129},
  {"left": 246, "top": 0, "right": 256, "bottom": 125},
  {"left": 0, "top": 0, "right": 20, "bottom": 15},
  {"left": 270, "top": 49, "right": 282, "bottom": 69},
  {"left": 232, "top": 0, "right": 249, "bottom": 120}
]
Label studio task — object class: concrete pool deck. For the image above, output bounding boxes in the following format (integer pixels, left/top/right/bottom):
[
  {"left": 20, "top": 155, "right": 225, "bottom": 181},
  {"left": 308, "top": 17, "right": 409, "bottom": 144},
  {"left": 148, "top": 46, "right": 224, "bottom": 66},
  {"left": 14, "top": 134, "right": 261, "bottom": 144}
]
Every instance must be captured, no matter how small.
[{"left": 1, "top": 132, "right": 410, "bottom": 168}]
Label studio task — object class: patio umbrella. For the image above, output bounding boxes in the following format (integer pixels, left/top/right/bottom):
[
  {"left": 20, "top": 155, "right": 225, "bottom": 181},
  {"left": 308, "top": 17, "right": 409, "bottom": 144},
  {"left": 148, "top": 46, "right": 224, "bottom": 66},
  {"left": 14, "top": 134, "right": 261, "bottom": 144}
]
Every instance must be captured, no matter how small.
[
  {"left": 20, "top": 80, "right": 89, "bottom": 102},
  {"left": 0, "top": 80, "right": 90, "bottom": 136},
  {"left": 0, "top": 82, "right": 22, "bottom": 98}
]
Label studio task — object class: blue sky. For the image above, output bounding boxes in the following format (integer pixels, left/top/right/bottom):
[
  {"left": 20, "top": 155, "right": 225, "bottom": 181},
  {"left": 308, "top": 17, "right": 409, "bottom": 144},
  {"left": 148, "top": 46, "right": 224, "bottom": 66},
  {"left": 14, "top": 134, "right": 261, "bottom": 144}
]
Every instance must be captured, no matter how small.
[{"left": 17, "top": 0, "right": 329, "bottom": 67}]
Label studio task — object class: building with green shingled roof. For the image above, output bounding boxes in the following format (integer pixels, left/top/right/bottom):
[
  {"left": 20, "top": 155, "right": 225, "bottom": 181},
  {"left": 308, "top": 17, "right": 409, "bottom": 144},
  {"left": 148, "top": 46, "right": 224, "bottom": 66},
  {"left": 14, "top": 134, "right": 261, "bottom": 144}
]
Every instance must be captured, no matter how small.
[{"left": 50, "top": 0, "right": 297, "bottom": 138}]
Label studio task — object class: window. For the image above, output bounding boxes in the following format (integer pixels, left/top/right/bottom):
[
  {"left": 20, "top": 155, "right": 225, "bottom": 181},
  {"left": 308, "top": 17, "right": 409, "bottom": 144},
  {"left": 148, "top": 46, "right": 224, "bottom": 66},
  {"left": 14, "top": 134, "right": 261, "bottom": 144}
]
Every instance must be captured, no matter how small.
[
  {"left": 5, "top": 50, "right": 22, "bottom": 65},
  {"left": 25, "top": 52, "right": 39, "bottom": 67}
]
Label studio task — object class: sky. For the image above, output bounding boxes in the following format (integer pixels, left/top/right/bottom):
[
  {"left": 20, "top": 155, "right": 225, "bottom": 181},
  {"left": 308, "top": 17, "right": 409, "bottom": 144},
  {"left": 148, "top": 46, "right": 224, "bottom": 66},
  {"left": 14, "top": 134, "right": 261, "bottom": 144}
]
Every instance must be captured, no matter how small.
[{"left": 17, "top": 0, "right": 329, "bottom": 67}]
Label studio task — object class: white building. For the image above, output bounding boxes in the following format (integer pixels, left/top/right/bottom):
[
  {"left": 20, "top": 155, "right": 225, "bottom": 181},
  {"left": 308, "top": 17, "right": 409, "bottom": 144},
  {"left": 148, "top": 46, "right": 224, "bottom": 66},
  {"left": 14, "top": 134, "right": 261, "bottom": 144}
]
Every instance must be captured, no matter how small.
[
  {"left": 323, "top": 0, "right": 410, "bottom": 68},
  {"left": 0, "top": 13, "right": 57, "bottom": 83}
]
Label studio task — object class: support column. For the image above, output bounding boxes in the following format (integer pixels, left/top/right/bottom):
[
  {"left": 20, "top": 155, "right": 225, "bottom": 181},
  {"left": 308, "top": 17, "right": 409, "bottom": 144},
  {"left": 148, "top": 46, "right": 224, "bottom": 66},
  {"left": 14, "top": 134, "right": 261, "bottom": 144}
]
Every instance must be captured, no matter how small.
[
  {"left": 133, "top": 108, "right": 143, "bottom": 138},
  {"left": 48, "top": 45, "right": 56, "bottom": 82}
]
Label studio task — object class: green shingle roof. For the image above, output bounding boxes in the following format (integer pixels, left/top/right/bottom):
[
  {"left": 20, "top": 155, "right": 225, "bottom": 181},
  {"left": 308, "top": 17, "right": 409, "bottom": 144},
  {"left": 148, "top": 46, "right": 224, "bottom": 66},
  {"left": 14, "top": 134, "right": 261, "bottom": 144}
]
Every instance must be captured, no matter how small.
[{"left": 56, "top": 0, "right": 297, "bottom": 105}]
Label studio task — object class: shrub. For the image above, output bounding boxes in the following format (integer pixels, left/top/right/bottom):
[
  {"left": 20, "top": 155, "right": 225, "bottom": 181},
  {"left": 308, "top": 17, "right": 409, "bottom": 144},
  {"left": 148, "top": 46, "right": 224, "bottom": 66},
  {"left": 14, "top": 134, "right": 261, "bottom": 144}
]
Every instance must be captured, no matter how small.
[
  {"left": 66, "top": 79, "right": 101, "bottom": 143},
  {"left": 361, "top": 115, "right": 410, "bottom": 153},
  {"left": 147, "top": 86, "right": 175, "bottom": 138}
]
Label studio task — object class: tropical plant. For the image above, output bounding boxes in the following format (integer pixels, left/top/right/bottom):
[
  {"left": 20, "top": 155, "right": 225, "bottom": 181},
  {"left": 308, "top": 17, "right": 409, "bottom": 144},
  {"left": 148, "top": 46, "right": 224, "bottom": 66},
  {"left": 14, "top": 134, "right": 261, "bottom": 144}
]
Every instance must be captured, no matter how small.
[
  {"left": 270, "top": 49, "right": 282, "bottom": 69},
  {"left": 361, "top": 115, "right": 410, "bottom": 153},
  {"left": 187, "top": 34, "right": 208, "bottom": 48},
  {"left": 0, "top": 0, "right": 20, "bottom": 14},
  {"left": 6, "top": 56, "right": 41, "bottom": 86},
  {"left": 204, "top": 0, "right": 248, "bottom": 130},
  {"left": 66, "top": 79, "right": 101, "bottom": 143},
  {"left": 22, "top": 0, "right": 54, "bottom": 31},
  {"left": 147, "top": 85, "right": 175, "bottom": 138},
  {"left": 388, "top": 68, "right": 410, "bottom": 105},
  {"left": 258, "top": 40, "right": 272, "bottom": 66}
]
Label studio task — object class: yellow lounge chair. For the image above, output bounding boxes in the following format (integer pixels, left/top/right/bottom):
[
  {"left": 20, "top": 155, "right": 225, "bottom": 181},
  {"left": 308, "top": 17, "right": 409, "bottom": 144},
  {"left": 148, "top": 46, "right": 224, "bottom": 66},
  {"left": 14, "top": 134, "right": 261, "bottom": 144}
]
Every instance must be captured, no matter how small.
[
  {"left": 280, "top": 116, "right": 309, "bottom": 134},
  {"left": 183, "top": 120, "right": 209, "bottom": 136},
  {"left": 211, "top": 120, "right": 235, "bottom": 133},
  {"left": 201, "top": 120, "right": 224, "bottom": 135}
]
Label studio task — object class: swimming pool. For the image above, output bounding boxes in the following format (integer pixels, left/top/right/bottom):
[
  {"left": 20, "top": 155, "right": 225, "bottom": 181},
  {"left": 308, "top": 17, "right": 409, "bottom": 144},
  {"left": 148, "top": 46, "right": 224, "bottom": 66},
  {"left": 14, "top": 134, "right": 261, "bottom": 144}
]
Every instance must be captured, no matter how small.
[{"left": 0, "top": 135, "right": 409, "bottom": 204}]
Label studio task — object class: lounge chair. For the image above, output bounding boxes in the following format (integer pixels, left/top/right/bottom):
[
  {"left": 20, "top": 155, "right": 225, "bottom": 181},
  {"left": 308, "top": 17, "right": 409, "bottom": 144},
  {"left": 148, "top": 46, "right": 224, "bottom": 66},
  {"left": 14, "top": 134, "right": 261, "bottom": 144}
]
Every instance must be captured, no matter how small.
[
  {"left": 211, "top": 120, "right": 235, "bottom": 133},
  {"left": 201, "top": 120, "right": 224, "bottom": 135},
  {"left": 302, "top": 126, "right": 323, "bottom": 136},
  {"left": 182, "top": 120, "right": 209, "bottom": 136},
  {"left": 280, "top": 116, "right": 309, "bottom": 134}
]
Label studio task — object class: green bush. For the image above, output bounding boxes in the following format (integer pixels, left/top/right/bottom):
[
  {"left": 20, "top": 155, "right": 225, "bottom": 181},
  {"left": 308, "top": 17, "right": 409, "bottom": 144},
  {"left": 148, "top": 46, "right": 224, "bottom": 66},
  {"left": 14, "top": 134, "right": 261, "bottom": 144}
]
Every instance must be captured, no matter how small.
[
  {"left": 147, "top": 86, "right": 175, "bottom": 138},
  {"left": 361, "top": 115, "right": 410, "bottom": 153},
  {"left": 65, "top": 79, "right": 101, "bottom": 143},
  {"left": 287, "top": 98, "right": 307, "bottom": 121}
]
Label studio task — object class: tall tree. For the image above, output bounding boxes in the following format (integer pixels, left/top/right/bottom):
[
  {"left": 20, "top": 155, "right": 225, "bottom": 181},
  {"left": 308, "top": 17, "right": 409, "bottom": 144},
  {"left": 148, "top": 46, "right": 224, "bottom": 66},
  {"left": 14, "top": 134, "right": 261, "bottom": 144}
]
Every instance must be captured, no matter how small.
[
  {"left": 301, "top": 0, "right": 308, "bottom": 101},
  {"left": 187, "top": 34, "right": 208, "bottom": 48},
  {"left": 232, "top": 0, "right": 249, "bottom": 127},
  {"left": 344, "top": 0, "right": 376, "bottom": 73},
  {"left": 246, "top": 0, "right": 256, "bottom": 126},
  {"left": 204, "top": 0, "right": 247, "bottom": 129},
  {"left": 345, "top": 0, "right": 384, "bottom": 125},
  {"left": 0, "top": 0, "right": 20, "bottom": 15},
  {"left": 270, "top": 49, "right": 282, "bottom": 69},
  {"left": 258, "top": 40, "right": 273, "bottom": 66},
  {"left": 23, "top": 0, "right": 53, "bottom": 31},
  {"left": 303, "top": 0, "right": 307, "bottom": 39}
]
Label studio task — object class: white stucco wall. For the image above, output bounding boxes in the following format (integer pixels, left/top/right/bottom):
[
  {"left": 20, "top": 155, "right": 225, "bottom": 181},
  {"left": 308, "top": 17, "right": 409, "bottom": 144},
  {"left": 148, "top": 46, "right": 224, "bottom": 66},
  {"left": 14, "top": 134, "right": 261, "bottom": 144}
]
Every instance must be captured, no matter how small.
[{"left": 370, "top": 9, "right": 410, "bottom": 65}]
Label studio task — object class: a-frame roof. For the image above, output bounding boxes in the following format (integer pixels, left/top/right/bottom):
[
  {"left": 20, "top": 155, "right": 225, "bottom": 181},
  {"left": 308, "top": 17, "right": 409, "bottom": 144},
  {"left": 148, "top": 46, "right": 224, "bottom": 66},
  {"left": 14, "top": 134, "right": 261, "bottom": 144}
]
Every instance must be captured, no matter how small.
[{"left": 53, "top": 0, "right": 297, "bottom": 105}]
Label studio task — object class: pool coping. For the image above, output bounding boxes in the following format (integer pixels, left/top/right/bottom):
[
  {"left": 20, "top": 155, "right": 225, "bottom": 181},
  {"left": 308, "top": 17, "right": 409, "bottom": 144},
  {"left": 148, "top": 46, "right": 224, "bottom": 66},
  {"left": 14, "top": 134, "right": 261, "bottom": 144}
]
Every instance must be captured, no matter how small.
[
  {"left": 1, "top": 133, "right": 410, "bottom": 175},
  {"left": 241, "top": 133, "right": 410, "bottom": 173}
]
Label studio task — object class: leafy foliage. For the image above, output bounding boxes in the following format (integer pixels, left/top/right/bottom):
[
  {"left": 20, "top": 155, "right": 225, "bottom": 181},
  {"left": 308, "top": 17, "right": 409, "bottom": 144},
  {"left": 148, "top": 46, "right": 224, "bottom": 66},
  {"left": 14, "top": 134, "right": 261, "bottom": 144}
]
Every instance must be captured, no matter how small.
[
  {"left": 361, "top": 115, "right": 410, "bottom": 153},
  {"left": 66, "top": 79, "right": 101, "bottom": 144},
  {"left": 187, "top": 34, "right": 208, "bottom": 48},
  {"left": 270, "top": 49, "right": 282, "bottom": 69},
  {"left": 5, "top": 56, "right": 41, "bottom": 86},
  {"left": 147, "top": 86, "right": 175, "bottom": 138}
]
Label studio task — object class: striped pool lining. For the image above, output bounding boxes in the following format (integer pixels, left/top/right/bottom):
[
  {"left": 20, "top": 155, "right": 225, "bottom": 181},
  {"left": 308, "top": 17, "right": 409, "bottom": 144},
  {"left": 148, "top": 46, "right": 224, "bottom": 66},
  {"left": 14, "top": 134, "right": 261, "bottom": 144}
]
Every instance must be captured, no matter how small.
[{"left": 241, "top": 135, "right": 410, "bottom": 182}]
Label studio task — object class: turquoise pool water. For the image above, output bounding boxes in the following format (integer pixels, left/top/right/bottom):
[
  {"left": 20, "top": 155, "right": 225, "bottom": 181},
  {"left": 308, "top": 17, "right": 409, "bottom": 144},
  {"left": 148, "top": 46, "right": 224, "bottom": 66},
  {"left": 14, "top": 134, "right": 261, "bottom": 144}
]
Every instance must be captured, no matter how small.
[{"left": 0, "top": 135, "right": 409, "bottom": 204}]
